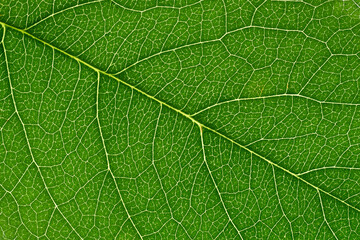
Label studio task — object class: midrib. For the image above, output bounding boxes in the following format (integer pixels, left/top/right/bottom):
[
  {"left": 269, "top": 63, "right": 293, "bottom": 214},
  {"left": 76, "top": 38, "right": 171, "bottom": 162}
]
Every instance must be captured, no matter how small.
[{"left": 1, "top": 20, "right": 359, "bottom": 214}]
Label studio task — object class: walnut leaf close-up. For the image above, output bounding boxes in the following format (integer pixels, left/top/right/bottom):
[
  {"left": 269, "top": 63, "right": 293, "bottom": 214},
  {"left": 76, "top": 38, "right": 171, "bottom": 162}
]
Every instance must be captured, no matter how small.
[{"left": 1, "top": 0, "right": 360, "bottom": 239}]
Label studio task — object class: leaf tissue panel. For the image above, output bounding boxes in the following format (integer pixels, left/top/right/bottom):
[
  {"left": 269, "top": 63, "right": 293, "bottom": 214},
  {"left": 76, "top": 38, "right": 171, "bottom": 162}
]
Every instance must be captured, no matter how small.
[{"left": 1, "top": 0, "right": 360, "bottom": 239}]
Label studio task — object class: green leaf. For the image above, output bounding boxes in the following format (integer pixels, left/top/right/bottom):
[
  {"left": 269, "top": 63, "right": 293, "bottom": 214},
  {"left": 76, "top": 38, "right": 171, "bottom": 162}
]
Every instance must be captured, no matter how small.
[{"left": 1, "top": 0, "right": 360, "bottom": 239}]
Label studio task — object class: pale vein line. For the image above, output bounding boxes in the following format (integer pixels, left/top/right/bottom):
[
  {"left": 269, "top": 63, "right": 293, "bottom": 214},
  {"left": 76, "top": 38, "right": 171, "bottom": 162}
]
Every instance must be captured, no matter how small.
[
  {"left": 96, "top": 72, "right": 110, "bottom": 171},
  {"left": 111, "top": 0, "right": 204, "bottom": 13},
  {"left": 353, "top": 0, "right": 360, "bottom": 9},
  {"left": 114, "top": 38, "right": 220, "bottom": 75},
  {"left": 199, "top": 125, "right": 244, "bottom": 240},
  {"left": 2, "top": 20, "right": 360, "bottom": 218},
  {"left": 2, "top": 25, "right": 83, "bottom": 240},
  {"left": 191, "top": 93, "right": 360, "bottom": 116},
  {"left": 43, "top": 207, "right": 57, "bottom": 238},
  {"left": 298, "top": 56, "right": 332, "bottom": 94},
  {"left": 1, "top": 23, "right": 4, "bottom": 43},
  {"left": 318, "top": 190, "right": 339, "bottom": 240},
  {"left": 297, "top": 166, "right": 360, "bottom": 176},
  {"left": 214, "top": 221, "right": 231, "bottom": 240},
  {"left": 95, "top": 72, "right": 143, "bottom": 239},
  {"left": 9, "top": 160, "right": 33, "bottom": 193}
]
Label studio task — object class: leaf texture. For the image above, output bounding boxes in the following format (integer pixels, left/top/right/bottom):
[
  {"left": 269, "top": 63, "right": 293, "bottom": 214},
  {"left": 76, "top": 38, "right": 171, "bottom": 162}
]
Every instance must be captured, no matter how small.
[{"left": 1, "top": 0, "right": 360, "bottom": 239}]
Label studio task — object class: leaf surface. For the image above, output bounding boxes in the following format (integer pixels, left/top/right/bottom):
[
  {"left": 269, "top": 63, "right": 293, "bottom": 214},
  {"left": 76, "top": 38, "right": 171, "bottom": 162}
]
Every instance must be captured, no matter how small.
[{"left": 1, "top": 0, "right": 360, "bottom": 239}]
